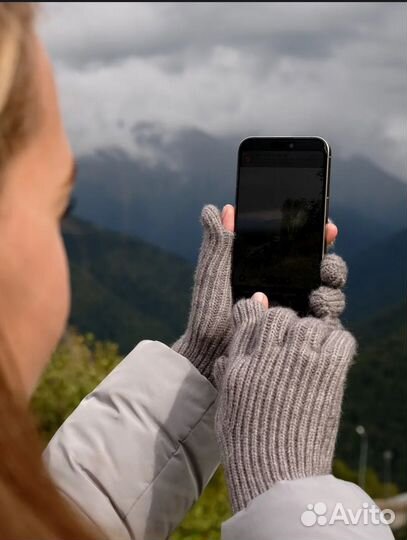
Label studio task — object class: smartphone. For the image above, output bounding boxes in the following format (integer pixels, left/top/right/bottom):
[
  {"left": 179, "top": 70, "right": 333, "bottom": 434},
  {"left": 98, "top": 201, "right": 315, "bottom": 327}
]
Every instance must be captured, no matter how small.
[{"left": 232, "top": 136, "right": 331, "bottom": 316}]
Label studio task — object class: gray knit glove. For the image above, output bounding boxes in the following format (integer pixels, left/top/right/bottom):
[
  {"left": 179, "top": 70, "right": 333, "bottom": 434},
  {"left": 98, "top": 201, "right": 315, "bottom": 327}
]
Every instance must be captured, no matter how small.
[
  {"left": 214, "top": 254, "right": 357, "bottom": 513},
  {"left": 172, "top": 205, "right": 235, "bottom": 382}
]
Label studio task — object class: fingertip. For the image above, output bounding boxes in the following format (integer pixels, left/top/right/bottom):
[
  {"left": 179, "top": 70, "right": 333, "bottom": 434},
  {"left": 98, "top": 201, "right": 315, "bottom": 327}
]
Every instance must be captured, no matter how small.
[
  {"left": 222, "top": 204, "right": 235, "bottom": 232},
  {"left": 320, "top": 253, "right": 348, "bottom": 288},
  {"left": 252, "top": 292, "right": 269, "bottom": 309},
  {"left": 326, "top": 222, "right": 338, "bottom": 246},
  {"left": 309, "top": 286, "right": 345, "bottom": 318},
  {"left": 232, "top": 296, "right": 267, "bottom": 327}
]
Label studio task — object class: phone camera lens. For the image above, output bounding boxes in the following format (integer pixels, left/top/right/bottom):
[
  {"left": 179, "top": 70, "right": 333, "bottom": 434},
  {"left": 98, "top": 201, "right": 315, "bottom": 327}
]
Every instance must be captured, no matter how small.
[{"left": 289, "top": 143, "right": 294, "bottom": 149}]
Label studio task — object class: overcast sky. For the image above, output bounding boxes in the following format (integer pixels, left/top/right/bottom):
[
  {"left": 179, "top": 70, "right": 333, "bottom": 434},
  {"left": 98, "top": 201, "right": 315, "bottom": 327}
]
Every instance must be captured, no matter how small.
[{"left": 38, "top": 2, "right": 406, "bottom": 179}]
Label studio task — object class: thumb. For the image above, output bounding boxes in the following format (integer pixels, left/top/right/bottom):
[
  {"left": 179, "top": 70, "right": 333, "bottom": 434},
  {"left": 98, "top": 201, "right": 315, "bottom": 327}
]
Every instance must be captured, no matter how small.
[
  {"left": 221, "top": 204, "right": 235, "bottom": 232},
  {"left": 201, "top": 205, "right": 224, "bottom": 239}
]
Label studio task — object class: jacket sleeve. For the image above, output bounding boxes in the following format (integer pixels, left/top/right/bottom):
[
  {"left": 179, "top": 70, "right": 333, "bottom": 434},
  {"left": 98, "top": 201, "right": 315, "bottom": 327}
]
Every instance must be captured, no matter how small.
[
  {"left": 43, "top": 340, "right": 220, "bottom": 540},
  {"left": 221, "top": 474, "right": 395, "bottom": 539}
]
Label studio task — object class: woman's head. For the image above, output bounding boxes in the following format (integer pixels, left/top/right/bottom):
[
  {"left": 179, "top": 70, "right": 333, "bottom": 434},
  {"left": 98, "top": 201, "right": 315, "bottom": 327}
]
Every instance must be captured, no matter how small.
[
  {"left": 0, "top": 3, "right": 74, "bottom": 395},
  {"left": 0, "top": 5, "right": 100, "bottom": 539}
]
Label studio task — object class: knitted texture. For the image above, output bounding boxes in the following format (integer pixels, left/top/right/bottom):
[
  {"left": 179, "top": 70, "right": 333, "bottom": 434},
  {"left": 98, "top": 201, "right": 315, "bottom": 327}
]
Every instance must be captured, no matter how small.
[
  {"left": 214, "top": 254, "right": 357, "bottom": 513},
  {"left": 172, "top": 205, "right": 235, "bottom": 382}
]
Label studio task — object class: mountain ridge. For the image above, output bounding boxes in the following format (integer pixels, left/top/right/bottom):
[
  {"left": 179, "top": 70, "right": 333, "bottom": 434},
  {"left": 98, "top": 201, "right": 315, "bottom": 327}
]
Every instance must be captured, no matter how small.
[{"left": 72, "top": 128, "right": 406, "bottom": 264}]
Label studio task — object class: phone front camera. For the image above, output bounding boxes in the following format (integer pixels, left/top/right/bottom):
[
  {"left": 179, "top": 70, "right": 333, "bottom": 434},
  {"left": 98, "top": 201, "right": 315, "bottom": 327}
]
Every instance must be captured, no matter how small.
[{"left": 289, "top": 143, "right": 294, "bottom": 149}]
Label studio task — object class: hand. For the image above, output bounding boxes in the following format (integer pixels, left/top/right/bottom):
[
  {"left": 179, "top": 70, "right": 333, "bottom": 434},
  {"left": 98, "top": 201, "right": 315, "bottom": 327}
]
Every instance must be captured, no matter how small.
[
  {"left": 172, "top": 205, "right": 235, "bottom": 382},
  {"left": 173, "top": 204, "right": 339, "bottom": 382},
  {"left": 213, "top": 254, "right": 357, "bottom": 513}
]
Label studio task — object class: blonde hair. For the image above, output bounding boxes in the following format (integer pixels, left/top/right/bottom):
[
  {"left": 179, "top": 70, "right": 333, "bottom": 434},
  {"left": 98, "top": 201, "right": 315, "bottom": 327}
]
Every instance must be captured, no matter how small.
[
  {"left": 0, "top": 4, "right": 100, "bottom": 538},
  {"left": 0, "top": 3, "right": 39, "bottom": 171},
  {"left": 0, "top": 6, "right": 20, "bottom": 112}
]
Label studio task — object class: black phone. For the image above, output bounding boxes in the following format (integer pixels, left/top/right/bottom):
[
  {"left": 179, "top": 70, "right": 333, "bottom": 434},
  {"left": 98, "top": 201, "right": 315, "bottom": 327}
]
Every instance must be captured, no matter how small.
[{"left": 232, "top": 136, "right": 331, "bottom": 316}]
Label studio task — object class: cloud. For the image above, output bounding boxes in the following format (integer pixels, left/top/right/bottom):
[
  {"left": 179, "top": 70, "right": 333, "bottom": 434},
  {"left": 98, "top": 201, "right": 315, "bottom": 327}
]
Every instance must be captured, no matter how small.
[{"left": 37, "top": 2, "right": 406, "bottom": 179}]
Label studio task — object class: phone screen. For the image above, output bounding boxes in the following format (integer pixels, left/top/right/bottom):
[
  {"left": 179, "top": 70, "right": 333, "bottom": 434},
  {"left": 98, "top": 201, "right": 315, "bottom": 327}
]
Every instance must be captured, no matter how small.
[{"left": 232, "top": 138, "right": 330, "bottom": 315}]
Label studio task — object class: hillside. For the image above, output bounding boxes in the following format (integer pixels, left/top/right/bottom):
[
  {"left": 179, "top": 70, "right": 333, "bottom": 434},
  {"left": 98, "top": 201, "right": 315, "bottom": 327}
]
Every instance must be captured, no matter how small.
[
  {"left": 63, "top": 217, "right": 193, "bottom": 355},
  {"left": 344, "top": 228, "right": 406, "bottom": 322},
  {"left": 337, "top": 303, "right": 407, "bottom": 490}
]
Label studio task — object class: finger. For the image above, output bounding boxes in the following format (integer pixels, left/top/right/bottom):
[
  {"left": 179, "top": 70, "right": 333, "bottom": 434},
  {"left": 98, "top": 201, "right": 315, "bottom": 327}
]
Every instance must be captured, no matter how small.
[
  {"left": 252, "top": 291, "right": 269, "bottom": 309},
  {"left": 320, "top": 254, "right": 348, "bottom": 288},
  {"left": 201, "top": 204, "right": 223, "bottom": 238},
  {"left": 200, "top": 205, "right": 234, "bottom": 252},
  {"left": 230, "top": 298, "right": 266, "bottom": 357},
  {"left": 321, "top": 328, "right": 358, "bottom": 368},
  {"left": 326, "top": 221, "right": 338, "bottom": 246},
  {"left": 194, "top": 205, "right": 234, "bottom": 302},
  {"left": 285, "top": 315, "right": 331, "bottom": 354},
  {"left": 221, "top": 204, "right": 235, "bottom": 232},
  {"left": 309, "top": 286, "right": 345, "bottom": 319},
  {"left": 255, "top": 306, "right": 298, "bottom": 357}
]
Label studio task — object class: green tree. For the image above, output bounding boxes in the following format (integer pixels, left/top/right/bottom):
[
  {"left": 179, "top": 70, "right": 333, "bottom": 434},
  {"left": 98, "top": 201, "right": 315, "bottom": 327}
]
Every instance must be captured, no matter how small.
[{"left": 31, "top": 330, "right": 122, "bottom": 441}]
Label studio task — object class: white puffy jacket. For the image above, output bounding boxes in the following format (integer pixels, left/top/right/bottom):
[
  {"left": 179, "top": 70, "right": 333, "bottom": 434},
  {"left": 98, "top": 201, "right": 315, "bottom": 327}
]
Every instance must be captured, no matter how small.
[{"left": 43, "top": 340, "right": 394, "bottom": 540}]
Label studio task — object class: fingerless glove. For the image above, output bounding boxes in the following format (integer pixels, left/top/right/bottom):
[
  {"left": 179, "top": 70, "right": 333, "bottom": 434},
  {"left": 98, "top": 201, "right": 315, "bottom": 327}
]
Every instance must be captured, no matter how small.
[
  {"left": 214, "top": 254, "right": 357, "bottom": 512},
  {"left": 172, "top": 205, "right": 235, "bottom": 383}
]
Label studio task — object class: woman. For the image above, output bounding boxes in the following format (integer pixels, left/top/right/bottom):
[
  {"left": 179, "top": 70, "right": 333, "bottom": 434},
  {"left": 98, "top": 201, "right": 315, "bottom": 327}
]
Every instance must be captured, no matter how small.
[{"left": 0, "top": 4, "right": 393, "bottom": 540}]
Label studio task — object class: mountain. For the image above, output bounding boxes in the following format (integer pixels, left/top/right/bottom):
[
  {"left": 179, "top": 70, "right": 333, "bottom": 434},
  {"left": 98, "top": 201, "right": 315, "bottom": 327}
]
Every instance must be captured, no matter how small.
[
  {"left": 62, "top": 216, "right": 193, "bottom": 355},
  {"left": 72, "top": 127, "right": 406, "bottom": 264},
  {"left": 344, "top": 228, "right": 407, "bottom": 322},
  {"left": 73, "top": 130, "right": 234, "bottom": 264},
  {"left": 71, "top": 128, "right": 406, "bottom": 330},
  {"left": 330, "top": 155, "right": 407, "bottom": 235},
  {"left": 71, "top": 128, "right": 406, "bottom": 326}
]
